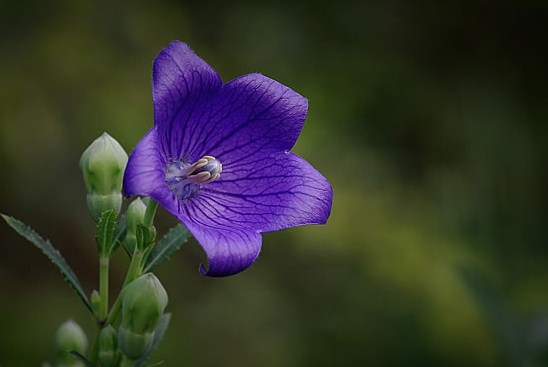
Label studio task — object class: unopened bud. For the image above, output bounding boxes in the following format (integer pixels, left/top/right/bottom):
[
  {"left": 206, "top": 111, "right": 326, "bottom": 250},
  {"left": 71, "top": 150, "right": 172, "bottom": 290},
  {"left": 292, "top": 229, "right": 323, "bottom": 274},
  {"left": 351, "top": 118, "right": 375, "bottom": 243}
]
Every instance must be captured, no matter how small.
[
  {"left": 126, "top": 198, "right": 146, "bottom": 253},
  {"left": 118, "top": 273, "right": 168, "bottom": 359},
  {"left": 80, "top": 133, "right": 128, "bottom": 221},
  {"left": 98, "top": 325, "right": 120, "bottom": 367},
  {"left": 54, "top": 319, "right": 88, "bottom": 367},
  {"left": 91, "top": 290, "right": 101, "bottom": 317}
]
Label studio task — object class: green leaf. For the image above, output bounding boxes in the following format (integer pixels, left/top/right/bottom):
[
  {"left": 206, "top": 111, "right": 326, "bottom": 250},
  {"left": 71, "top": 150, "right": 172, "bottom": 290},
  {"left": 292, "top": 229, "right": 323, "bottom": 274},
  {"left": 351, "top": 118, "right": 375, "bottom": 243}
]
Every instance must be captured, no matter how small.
[
  {"left": 144, "top": 225, "right": 191, "bottom": 273},
  {"left": 459, "top": 267, "right": 520, "bottom": 362},
  {"left": 1, "top": 214, "right": 93, "bottom": 313},
  {"left": 68, "top": 351, "right": 94, "bottom": 367},
  {"left": 111, "top": 213, "right": 127, "bottom": 254},
  {"left": 95, "top": 210, "right": 116, "bottom": 257},
  {"left": 136, "top": 224, "right": 151, "bottom": 251},
  {"left": 135, "top": 313, "right": 172, "bottom": 367}
]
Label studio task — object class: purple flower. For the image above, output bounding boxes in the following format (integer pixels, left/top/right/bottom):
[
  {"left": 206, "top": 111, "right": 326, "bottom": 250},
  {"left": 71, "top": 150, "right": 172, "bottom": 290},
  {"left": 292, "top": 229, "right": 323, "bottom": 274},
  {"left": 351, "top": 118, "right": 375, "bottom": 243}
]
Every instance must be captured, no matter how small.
[{"left": 124, "top": 41, "right": 333, "bottom": 276}]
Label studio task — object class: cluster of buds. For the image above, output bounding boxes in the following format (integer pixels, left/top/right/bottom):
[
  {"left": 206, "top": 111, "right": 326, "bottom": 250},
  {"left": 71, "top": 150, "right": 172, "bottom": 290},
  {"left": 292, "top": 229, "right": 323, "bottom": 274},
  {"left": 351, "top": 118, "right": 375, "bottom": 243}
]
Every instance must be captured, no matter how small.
[
  {"left": 52, "top": 274, "right": 168, "bottom": 366},
  {"left": 73, "top": 134, "right": 168, "bottom": 364}
]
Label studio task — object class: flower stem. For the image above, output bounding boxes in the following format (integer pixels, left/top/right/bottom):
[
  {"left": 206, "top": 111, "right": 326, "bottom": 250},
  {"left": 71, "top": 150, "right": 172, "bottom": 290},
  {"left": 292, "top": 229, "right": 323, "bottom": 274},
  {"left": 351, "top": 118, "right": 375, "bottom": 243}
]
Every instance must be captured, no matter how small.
[
  {"left": 106, "top": 198, "right": 157, "bottom": 326},
  {"left": 106, "top": 249, "right": 146, "bottom": 325},
  {"left": 99, "top": 256, "right": 109, "bottom": 321}
]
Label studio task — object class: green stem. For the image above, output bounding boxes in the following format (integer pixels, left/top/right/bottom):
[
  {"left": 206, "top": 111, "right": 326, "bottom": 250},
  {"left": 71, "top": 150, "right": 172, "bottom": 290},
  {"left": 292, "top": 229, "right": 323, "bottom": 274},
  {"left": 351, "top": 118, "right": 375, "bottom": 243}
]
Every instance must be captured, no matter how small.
[
  {"left": 105, "top": 198, "right": 157, "bottom": 326},
  {"left": 106, "top": 249, "right": 146, "bottom": 325},
  {"left": 99, "top": 256, "right": 109, "bottom": 321},
  {"left": 143, "top": 199, "right": 158, "bottom": 228}
]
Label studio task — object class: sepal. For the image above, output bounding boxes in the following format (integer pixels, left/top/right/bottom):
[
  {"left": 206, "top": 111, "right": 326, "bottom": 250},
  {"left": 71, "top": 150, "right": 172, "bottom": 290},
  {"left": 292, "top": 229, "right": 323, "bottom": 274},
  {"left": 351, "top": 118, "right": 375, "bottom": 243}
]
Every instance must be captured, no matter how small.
[
  {"left": 85, "top": 194, "right": 123, "bottom": 223},
  {"left": 134, "top": 314, "right": 171, "bottom": 367},
  {"left": 117, "top": 327, "right": 154, "bottom": 360}
]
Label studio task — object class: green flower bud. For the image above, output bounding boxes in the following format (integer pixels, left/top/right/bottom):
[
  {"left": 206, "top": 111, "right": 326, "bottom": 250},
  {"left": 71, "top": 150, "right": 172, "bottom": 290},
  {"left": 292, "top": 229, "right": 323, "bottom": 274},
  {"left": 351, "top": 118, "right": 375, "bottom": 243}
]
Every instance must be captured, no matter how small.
[
  {"left": 147, "top": 225, "right": 157, "bottom": 244},
  {"left": 91, "top": 290, "right": 101, "bottom": 317},
  {"left": 118, "top": 273, "right": 168, "bottom": 359},
  {"left": 126, "top": 198, "right": 147, "bottom": 253},
  {"left": 80, "top": 133, "right": 128, "bottom": 221},
  {"left": 98, "top": 325, "right": 120, "bottom": 367},
  {"left": 122, "top": 273, "right": 168, "bottom": 333},
  {"left": 54, "top": 319, "right": 88, "bottom": 367}
]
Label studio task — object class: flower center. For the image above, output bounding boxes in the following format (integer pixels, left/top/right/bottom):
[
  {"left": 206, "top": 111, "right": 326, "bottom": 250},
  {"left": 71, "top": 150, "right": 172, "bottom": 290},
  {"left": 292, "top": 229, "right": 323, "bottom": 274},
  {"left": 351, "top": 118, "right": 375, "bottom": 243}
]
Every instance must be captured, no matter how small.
[{"left": 165, "top": 156, "right": 222, "bottom": 200}]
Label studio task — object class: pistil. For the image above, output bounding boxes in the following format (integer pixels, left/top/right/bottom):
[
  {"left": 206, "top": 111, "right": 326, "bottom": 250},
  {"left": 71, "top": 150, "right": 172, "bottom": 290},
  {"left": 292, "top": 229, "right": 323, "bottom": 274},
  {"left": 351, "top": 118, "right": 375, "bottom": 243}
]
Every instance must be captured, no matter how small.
[{"left": 165, "top": 156, "right": 222, "bottom": 199}]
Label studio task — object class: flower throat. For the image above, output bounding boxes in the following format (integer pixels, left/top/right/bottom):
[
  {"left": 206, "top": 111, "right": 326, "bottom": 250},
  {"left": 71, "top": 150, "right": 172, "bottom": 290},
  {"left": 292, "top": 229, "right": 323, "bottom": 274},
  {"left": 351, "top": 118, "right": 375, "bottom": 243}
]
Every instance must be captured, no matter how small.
[{"left": 165, "top": 156, "right": 222, "bottom": 200}]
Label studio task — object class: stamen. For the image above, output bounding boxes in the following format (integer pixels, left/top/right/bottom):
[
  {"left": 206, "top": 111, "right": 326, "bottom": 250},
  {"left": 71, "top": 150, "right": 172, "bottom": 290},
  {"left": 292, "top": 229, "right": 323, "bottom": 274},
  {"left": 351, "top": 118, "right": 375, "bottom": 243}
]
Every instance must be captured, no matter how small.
[{"left": 165, "top": 156, "right": 222, "bottom": 200}]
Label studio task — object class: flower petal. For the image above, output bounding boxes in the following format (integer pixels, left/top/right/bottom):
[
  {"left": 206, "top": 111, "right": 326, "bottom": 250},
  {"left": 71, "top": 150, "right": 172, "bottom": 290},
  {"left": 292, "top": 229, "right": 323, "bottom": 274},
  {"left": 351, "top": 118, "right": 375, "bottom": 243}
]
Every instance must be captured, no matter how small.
[
  {"left": 179, "top": 73, "right": 308, "bottom": 165},
  {"left": 123, "top": 127, "right": 164, "bottom": 197},
  {"left": 197, "top": 152, "right": 333, "bottom": 233},
  {"left": 181, "top": 214, "right": 262, "bottom": 277},
  {"left": 123, "top": 127, "right": 180, "bottom": 213},
  {"left": 153, "top": 41, "right": 222, "bottom": 159}
]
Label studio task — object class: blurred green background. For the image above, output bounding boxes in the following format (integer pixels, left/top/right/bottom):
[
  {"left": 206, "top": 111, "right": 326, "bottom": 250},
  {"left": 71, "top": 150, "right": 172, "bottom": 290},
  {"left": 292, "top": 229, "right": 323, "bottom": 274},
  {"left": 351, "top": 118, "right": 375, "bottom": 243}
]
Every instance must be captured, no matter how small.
[{"left": 1, "top": 0, "right": 547, "bottom": 366}]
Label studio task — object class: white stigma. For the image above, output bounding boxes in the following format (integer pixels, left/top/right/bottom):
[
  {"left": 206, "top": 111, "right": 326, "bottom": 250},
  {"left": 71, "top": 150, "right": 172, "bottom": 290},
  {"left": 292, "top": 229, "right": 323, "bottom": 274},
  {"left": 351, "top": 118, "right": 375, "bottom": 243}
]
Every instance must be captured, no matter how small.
[{"left": 165, "top": 156, "right": 222, "bottom": 200}]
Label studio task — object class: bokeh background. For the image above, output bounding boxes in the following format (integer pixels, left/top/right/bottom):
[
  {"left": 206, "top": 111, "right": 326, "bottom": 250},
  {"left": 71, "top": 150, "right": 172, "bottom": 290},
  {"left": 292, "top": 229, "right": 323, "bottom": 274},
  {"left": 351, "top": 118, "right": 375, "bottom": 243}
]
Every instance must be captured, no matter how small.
[{"left": 1, "top": 0, "right": 547, "bottom": 366}]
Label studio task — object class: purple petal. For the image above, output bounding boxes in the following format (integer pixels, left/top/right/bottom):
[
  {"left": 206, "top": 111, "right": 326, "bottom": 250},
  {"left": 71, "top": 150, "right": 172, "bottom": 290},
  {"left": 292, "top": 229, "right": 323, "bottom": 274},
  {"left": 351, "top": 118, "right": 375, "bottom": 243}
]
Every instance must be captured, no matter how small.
[
  {"left": 167, "top": 73, "right": 308, "bottom": 165},
  {"left": 180, "top": 213, "right": 262, "bottom": 277},
  {"left": 196, "top": 152, "right": 333, "bottom": 233},
  {"left": 124, "top": 127, "right": 164, "bottom": 197},
  {"left": 123, "top": 127, "right": 180, "bottom": 214},
  {"left": 152, "top": 41, "right": 222, "bottom": 159}
]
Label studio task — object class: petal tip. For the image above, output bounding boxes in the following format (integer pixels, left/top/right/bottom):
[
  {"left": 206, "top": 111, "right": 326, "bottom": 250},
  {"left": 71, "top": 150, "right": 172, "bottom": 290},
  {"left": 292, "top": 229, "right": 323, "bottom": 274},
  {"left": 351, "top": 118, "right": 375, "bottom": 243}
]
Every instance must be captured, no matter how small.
[
  {"left": 318, "top": 182, "right": 334, "bottom": 224},
  {"left": 199, "top": 250, "right": 261, "bottom": 277},
  {"left": 190, "top": 227, "right": 262, "bottom": 278},
  {"left": 162, "top": 40, "right": 192, "bottom": 54}
]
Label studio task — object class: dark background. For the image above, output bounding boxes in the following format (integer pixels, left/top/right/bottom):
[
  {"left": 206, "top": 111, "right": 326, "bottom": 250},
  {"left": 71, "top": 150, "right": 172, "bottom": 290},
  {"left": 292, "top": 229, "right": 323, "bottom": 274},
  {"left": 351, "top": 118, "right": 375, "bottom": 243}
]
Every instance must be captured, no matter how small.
[{"left": 1, "top": 0, "right": 547, "bottom": 366}]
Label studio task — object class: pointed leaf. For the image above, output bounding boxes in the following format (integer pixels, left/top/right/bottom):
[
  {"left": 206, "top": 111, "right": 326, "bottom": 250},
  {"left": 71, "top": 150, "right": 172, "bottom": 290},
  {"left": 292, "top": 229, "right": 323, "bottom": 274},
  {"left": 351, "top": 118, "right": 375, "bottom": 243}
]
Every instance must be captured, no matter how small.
[
  {"left": 112, "top": 213, "right": 127, "bottom": 254},
  {"left": 135, "top": 313, "right": 171, "bottom": 367},
  {"left": 459, "top": 267, "right": 521, "bottom": 362},
  {"left": 144, "top": 225, "right": 191, "bottom": 272},
  {"left": 1, "top": 214, "right": 92, "bottom": 312},
  {"left": 96, "top": 210, "right": 116, "bottom": 256}
]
